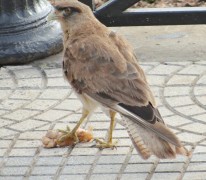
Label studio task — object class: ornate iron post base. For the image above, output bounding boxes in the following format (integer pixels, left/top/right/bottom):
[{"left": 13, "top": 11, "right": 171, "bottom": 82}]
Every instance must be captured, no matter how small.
[{"left": 0, "top": 0, "right": 63, "bottom": 65}]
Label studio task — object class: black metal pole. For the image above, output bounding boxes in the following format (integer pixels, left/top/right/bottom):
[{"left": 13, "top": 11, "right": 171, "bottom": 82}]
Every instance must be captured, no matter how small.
[{"left": 0, "top": 0, "right": 63, "bottom": 65}]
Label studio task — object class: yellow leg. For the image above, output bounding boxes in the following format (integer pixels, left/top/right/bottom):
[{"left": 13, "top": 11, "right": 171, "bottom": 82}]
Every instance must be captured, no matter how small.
[
  {"left": 108, "top": 111, "right": 116, "bottom": 143},
  {"left": 57, "top": 109, "right": 89, "bottom": 144},
  {"left": 95, "top": 110, "right": 118, "bottom": 149}
]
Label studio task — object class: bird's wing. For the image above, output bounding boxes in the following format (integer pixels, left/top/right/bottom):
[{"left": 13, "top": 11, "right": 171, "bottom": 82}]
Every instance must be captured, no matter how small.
[{"left": 64, "top": 34, "right": 187, "bottom": 154}]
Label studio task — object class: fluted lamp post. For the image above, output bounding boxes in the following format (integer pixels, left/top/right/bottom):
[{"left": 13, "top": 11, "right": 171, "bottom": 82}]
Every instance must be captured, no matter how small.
[{"left": 0, "top": 0, "right": 63, "bottom": 65}]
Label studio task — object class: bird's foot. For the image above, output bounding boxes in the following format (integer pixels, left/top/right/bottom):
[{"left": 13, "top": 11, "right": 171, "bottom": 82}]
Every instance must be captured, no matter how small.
[
  {"left": 56, "top": 126, "right": 79, "bottom": 146},
  {"left": 94, "top": 138, "right": 118, "bottom": 149},
  {"left": 42, "top": 126, "right": 93, "bottom": 148}
]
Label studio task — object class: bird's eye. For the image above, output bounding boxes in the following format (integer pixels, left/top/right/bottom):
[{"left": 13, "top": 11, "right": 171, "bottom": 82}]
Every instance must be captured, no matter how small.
[{"left": 62, "top": 8, "right": 72, "bottom": 17}]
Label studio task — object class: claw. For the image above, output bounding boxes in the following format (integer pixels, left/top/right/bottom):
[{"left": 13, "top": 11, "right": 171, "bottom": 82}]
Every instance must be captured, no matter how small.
[
  {"left": 42, "top": 127, "right": 93, "bottom": 148},
  {"left": 94, "top": 138, "right": 118, "bottom": 149}
]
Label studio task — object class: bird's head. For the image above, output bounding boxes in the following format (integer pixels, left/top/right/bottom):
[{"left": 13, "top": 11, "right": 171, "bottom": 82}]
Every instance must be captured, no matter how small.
[{"left": 48, "top": 0, "right": 94, "bottom": 32}]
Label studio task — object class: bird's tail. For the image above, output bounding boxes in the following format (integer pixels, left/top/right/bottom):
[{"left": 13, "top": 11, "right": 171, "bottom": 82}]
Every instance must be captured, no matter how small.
[{"left": 124, "top": 117, "right": 191, "bottom": 159}]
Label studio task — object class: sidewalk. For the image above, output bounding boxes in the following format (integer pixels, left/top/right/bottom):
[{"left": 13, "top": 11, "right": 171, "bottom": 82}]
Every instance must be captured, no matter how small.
[{"left": 0, "top": 25, "right": 206, "bottom": 180}]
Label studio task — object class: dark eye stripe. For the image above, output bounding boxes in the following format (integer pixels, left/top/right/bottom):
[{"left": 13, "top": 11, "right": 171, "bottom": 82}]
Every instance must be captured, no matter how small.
[
  {"left": 54, "top": 6, "right": 81, "bottom": 13},
  {"left": 54, "top": 6, "right": 67, "bottom": 11}
]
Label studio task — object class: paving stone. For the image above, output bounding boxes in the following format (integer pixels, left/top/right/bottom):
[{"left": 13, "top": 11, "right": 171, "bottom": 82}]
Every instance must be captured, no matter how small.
[
  {"left": 19, "top": 131, "right": 45, "bottom": 140},
  {"left": 193, "top": 146, "right": 206, "bottom": 154},
  {"left": 158, "top": 106, "right": 174, "bottom": 117},
  {"left": 121, "top": 173, "right": 148, "bottom": 180},
  {"left": 113, "top": 130, "right": 129, "bottom": 138},
  {"left": 67, "top": 155, "right": 95, "bottom": 165},
  {"left": 175, "top": 104, "right": 206, "bottom": 116},
  {"left": 178, "top": 64, "right": 206, "bottom": 75},
  {"left": 192, "top": 113, "right": 206, "bottom": 122},
  {"left": 39, "top": 148, "right": 68, "bottom": 157},
  {"left": 36, "top": 157, "right": 62, "bottom": 166},
  {"left": 196, "top": 95, "right": 206, "bottom": 106},
  {"left": 191, "top": 153, "right": 206, "bottom": 162},
  {"left": 0, "top": 68, "right": 11, "bottom": 78},
  {"left": 0, "top": 118, "right": 14, "bottom": 128},
  {"left": 155, "top": 163, "right": 183, "bottom": 172},
  {"left": 0, "top": 148, "right": 7, "bottom": 156},
  {"left": 181, "top": 123, "right": 206, "bottom": 134},
  {"left": 39, "top": 89, "right": 70, "bottom": 100},
  {"left": 101, "top": 147, "right": 130, "bottom": 155},
  {"left": 147, "top": 75, "right": 165, "bottom": 86},
  {"left": 139, "top": 64, "right": 153, "bottom": 72},
  {"left": 194, "top": 86, "right": 206, "bottom": 96},
  {"left": 43, "top": 68, "right": 63, "bottom": 78},
  {"left": 59, "top": 175, "right": 85, "bottom": 180},
  {"left": 148, "top": 64, "right": 180, "bottom": 75},
  {"left": 6, "top": 65, "right": 32, "bottom": 70},
  {"left": 165, "top": 96, "right": 194, "bottom": 107},
  {"left": 35, "top": 110, "right": 69, "bottom": 121},
  {"left": 177, "top": 132, "right": 204, "bottom": 143},
  {"left": 62, "top": 164, "right": 91, "bottom": 174},
  {"left": 0, "top": 177, "right": 24, "bottom": 180},
  {"left": 47, "top": 78, "right": 68, "bottom": 87},
  {"left": 0, "top": 90, "right": 12, "bottom": 100},
  {"left": 187, "top": 162, "right": 206, "bottom": 171},
  {"left": 9, "top": 148, "right": 36, "bottom": 157},
  {"left": 25, "top": 99, "right": 58, "bottom": 110},
  {"left": 14, "top": 140, "right": 41, "bottom": 148},
  {"left": 10, "top": 119, "right": 46, "bottom": 131},
  {"left": 13, "top": 68, "right": 41, "bottom": 78},
  {"left": 0, "top": 109, "right": 10, "bottom": 116},
  {"left": 70, "top": 148, "right": 98, "bottom": 156},
  {"left": 116, "top": 139, "right": 132, "bottom": 147},
  {"left": 93, "top": 164, "right": 121, "bottom": 174},
  {"left": 160, "top": 155, "right": 187, "bottom": 163},
  {"left": 152, "top": 173, "right": 180, "bottom": 180},
  {"left": 0, "top": 99, "right": 29, "bottom": 110},
  {"left": 164, "top": 115, "right": 191, "bottom": 126},
  {"left": 124, "top": 164, "right": 152, "bottom": 173},
  {"left": 0, "top": 140, "right": 12, "bottom": 148},
  {"left": 129, "top": 154, "right": 156, "bottom": 164},
  {"left": 32, "top": 166, "right": 59, "bottom": 175},
  {"left": 9, "top": 89, "right": 40, "bottom": 100},
  {"left": 0, "top": 128, "right": 17, "bottom": 138},
  {"left": 0, "top": 79, "right": 14, "bottom": 88},
  {"left": 0, "top": 167, "right": 28, "bottom": 175},
  {"left": 164, "top": 86, "right": 190, "bottom": 96},
  {"left": 196, "top": 75, "right": 206, "bottom": 85},
  {"left": 183, "top": 172, "right": 206, "bottom": 180},
  {"left": 3, "top": 109, "right": 39, "bottom": 121},
  {"left": 18, "top": 78, "right": 42, "bottom": 88},
  {"left": 167, "top": 75, "right": 196, "bottom": 85},
  {"left": 29, "top": 176, "right": 53, "bottom": 180},
  {"left": 98, "top": 155, "right": 125, "bottom": 164},
  {"left": 54, "top": 99, "right": 82, "bottom": 111},
  {"left": 6, "top": 157, "right": 33, "bottom": 166}
]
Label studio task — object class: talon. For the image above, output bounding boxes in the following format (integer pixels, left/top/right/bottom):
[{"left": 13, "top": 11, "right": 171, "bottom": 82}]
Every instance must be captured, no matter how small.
[
  {"left": 94, "top": 138, "right": 118, "bottom": 149},
  {"left": 42, "top": 126, "right": 93, "bottom": 148}
]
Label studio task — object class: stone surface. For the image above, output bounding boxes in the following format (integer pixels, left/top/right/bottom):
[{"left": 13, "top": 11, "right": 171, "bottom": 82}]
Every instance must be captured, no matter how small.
[{"left": 0, "top": 25, "right": 206, "bottom": 179}]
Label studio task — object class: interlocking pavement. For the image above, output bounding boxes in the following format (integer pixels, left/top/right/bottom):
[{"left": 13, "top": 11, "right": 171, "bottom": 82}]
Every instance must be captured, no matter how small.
[{"left": 0, "top": 26, "right": 206, "bottom": 180}]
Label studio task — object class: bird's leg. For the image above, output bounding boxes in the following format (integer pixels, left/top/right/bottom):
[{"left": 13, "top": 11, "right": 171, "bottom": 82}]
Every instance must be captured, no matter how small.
[
  {"left": 57, "top": 109, "right": 89, "bottom": 145},
  {"left": 95, "top": 110, "right": 118, "bottom": 149}
]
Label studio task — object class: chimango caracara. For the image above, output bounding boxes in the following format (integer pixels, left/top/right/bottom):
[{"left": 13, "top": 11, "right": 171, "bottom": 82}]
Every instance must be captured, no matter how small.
[{"left": 48, "top": 0, "right": 190, "bottom": 159}]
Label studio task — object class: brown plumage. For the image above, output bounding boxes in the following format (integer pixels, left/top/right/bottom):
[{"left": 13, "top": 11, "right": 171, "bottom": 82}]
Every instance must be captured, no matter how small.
[{"left": 49, "top": 0, "right": 191, "bottom": 159}]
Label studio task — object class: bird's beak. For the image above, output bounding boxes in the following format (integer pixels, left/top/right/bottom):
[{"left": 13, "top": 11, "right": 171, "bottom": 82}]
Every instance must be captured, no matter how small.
[{"left": 47, "top": 12, "right": 58, "bottom": 21}]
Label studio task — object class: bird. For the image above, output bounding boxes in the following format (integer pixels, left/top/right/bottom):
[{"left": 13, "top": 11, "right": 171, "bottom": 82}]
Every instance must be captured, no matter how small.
[{"left": 48, "top": 0, "right": 191, "bottom": 159}]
